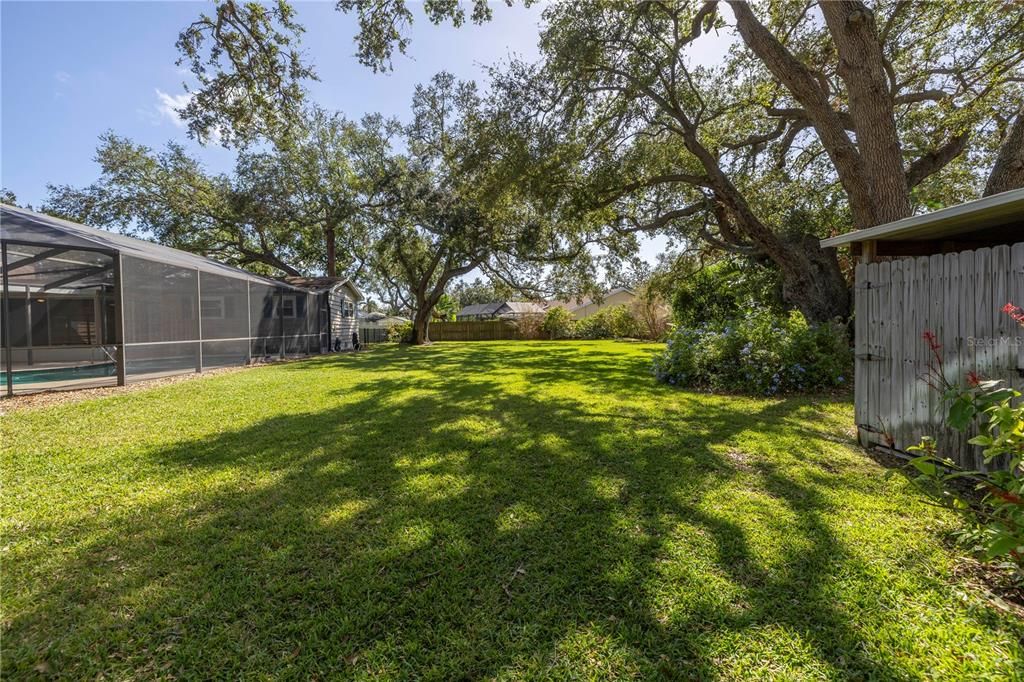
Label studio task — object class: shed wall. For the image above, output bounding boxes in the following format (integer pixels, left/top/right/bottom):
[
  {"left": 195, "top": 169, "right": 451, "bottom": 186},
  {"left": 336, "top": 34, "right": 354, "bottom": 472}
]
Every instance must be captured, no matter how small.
[{"left": 855, "top": 242, "right": 1024, "bottom": 468}]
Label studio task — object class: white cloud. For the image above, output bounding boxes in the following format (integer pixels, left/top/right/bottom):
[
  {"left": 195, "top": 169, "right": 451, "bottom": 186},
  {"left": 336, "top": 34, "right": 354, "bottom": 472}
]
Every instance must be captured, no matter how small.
[
  {"left": 147, "top": 89, "right": 223, "bottom": 144},
  {"left": 54, "top": 70, "right": 72, "bottom": 83},
  {"left": 154, "top": 89, "right": 191, "bottom": 128}
]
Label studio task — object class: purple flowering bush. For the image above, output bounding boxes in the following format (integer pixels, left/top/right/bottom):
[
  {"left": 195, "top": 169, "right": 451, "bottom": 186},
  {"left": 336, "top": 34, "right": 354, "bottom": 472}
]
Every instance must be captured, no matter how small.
[{"left": 651, "top": 307, "right": 851, "bottom": 395}]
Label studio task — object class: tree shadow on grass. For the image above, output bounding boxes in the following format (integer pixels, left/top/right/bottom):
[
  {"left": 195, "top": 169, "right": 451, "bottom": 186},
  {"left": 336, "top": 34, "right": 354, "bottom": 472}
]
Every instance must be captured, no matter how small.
[{"left": 3, "top": 344, "right": 992, "bottom": 679}]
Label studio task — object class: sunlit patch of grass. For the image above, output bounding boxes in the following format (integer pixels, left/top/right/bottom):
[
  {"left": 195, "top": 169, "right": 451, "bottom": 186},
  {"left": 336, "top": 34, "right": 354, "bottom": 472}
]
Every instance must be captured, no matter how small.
[
  {"left": 497, "top": 502, "right": 544, "bottom": 534},
  {"left": 2, "top": 341, "right": 1022, "bottom": 679}
]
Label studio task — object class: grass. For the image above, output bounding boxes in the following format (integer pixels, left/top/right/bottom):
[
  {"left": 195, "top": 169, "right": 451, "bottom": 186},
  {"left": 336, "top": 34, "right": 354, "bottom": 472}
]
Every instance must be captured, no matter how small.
[{"left": 2, "top": 340, "right": 1022, "bottom": 680}]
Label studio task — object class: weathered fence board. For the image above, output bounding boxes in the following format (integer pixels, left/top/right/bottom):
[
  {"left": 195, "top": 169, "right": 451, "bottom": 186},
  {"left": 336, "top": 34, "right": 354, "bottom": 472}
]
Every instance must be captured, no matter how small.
[{"left": 856, "top": 243, "right": 1024, "bottom": 469}]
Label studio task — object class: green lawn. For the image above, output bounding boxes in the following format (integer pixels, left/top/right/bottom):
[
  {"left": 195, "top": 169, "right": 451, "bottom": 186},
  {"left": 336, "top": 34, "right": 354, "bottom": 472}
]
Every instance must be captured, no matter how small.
[{"left": 2, "top": 341, "right": 1021, "bottom": 679}]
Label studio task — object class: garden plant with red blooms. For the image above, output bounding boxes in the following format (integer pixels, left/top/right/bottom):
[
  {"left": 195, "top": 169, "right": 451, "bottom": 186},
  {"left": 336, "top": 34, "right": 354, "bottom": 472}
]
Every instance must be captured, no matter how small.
[
  {"left": 1002, "top": 302, "right": 1024, "bottom": 325},
  {"left": 907, "top": 303, "right": 1024, "bottom": 576}
]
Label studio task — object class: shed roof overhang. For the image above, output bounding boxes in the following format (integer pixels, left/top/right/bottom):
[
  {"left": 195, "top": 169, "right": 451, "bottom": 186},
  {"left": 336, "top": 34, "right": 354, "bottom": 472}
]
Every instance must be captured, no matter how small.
[{"left": 820, "top": 188, "right": 1024, "bottom": 255}]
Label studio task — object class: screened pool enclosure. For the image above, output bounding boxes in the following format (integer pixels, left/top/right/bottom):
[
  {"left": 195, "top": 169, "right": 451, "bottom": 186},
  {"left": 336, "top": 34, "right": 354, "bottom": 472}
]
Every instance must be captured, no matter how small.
[{"left": 1, "top": 205, "right": 344, "bottom": 396}]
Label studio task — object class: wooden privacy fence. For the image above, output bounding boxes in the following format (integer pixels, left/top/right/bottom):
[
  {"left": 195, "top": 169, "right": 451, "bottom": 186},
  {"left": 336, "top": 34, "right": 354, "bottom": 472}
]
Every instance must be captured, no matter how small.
[
  {"left": 428, "top": 320, "right": 544, "bottom": 342},
  {"left": 855, "top": 242, "right": 1024, "bottom": 469}
]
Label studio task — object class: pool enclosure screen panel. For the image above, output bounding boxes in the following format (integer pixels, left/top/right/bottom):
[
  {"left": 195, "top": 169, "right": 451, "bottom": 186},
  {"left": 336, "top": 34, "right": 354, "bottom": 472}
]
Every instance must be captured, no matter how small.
[
  {"left": 1, "top": 241, "right": 118, "bottom": 394},
  {"left": 250, "top": 282, "right": 280, "bottom": 358},
  {"left": 121, "top": 256, "right": 200, "bottom": 380},
  {"left": 200, "top": 272, "right": 250, "bottom": 369},
  {"left": 2, "top": 204, "right": 329, "bottom": 395}
]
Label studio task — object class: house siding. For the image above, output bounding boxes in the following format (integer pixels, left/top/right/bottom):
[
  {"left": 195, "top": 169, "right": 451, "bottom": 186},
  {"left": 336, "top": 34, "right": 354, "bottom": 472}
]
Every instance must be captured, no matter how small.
[
  {"left": 573, "top": 290, "right": 635, "bottom": 319},
  {"left": 328, "top": 286, "right": 358, "bottom": 349}
]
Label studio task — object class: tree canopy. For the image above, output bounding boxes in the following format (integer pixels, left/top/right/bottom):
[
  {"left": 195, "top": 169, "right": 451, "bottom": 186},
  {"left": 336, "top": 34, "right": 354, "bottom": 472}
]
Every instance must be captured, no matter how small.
[
  {"left": 361, "top": 72, "right": 599, "bottom": 344},
  {"left": 170, "top": 0, "right": 1024, "bottom": 324},
  {"left": 485, "top": 0, "right": 1024, "bottom": 321}
]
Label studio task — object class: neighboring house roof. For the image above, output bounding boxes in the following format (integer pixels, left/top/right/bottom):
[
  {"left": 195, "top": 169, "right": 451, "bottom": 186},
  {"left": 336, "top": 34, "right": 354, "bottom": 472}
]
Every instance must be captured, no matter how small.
[
  {"left": 819, "top": 188, "right": 1024, "bottom": 248},
  {"left": 359, "top": 312, "right": 410, "bottom": 326},
  {"left": 503, "top": 301, "right": 546, "bottom": 315},
  {"left": 457, "top": 301, "right": 546, "bottom": 317},
  {"left": 457, "top": 302, "right": 505, "bottom": 317}
]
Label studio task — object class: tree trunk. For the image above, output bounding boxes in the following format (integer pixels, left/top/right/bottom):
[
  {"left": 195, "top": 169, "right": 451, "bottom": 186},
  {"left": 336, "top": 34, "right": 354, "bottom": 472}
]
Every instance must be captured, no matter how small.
[
  {"left": 728, "top": 0, "right": 876, "bottom": 230},
  {"left": 985, "top": 111, "right": 1024, "bottom": 196},
  {"left": 411, "top": 306, "right": 432, "bottom": 345},
  {"left": 775, "top": 235, "right": 851, "bottom": 325},
  {"left": 820, "top": 1, "right": 910, "bottom": 225},
  {"left": 325, "top": 225, "right": 337, "bottom": 277}
]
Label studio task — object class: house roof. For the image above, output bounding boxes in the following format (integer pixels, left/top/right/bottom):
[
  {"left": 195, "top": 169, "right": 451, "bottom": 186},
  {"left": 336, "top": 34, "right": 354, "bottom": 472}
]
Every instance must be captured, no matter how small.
[
  {"left": 457, "top": 301, "right": 545, "bottom": 317},
  {"left": 820, "top": 188, "right": 1024, "bottom": 248},
  {"left": 281, "top": 276, "right": 364, "bottom": 300},
  {"left": 1, "top": 203, "right": 313, "bottom": 293},
  {"left": 4, "top": 204, "right": 287, "bottom": 287},
  {"left": 457, "top": 302, "right": 505, "bottom": 316},
  {"left": 282, "top": 276, "right": 345, "bottom": 290}
]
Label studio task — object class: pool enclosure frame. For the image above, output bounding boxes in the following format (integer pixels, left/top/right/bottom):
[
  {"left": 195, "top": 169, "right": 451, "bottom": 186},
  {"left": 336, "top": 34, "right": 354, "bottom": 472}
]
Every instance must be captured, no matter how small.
[{"left": 1, "top": 204, "right": 332, "bottom": 396}]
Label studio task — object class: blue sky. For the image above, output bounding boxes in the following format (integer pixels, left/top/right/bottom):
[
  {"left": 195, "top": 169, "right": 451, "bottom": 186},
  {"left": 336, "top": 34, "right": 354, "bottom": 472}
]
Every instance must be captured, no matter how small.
[
  {"left": 1, "top": 1, "right": 542, "bottom": 201},
  {"left": 1, "top": 1, "right": 704, "bottom": 267}
]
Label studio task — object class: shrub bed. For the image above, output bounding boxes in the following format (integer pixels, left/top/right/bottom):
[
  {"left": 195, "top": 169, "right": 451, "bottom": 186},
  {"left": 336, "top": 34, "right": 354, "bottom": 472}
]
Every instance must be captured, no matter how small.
[{"left": 652, "top": 308, "right": 851, "bottom": 395}]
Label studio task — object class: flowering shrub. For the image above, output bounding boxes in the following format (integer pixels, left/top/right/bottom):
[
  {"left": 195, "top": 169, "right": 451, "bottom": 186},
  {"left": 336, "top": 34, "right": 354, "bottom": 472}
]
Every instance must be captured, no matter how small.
[
  {"left": 651, "top": 307, "right": 851, "bottom": 395},
  {"left": 575, "top": 305, "right": 644, "bottom": 339},
  {"left": 906, "top": 304, "right": 1024, "bottom": 572}
]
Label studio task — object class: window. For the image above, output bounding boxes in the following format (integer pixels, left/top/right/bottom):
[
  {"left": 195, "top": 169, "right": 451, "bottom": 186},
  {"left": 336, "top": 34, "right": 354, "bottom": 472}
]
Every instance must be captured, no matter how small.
[
  {"left": 7, "top": 296, "right": 98, "bottom": 347},
  {"left": 342, "top": 300, "right": 354, "bottom": 318},
  {"left": 279, "top": 296, "right": 297, "bottom": 318},
  {"left": 48, "top": 298, "right": 95, "bottom": 345},
  {"left": 200, "top": 296, "right": 225, "bottom": 319}
]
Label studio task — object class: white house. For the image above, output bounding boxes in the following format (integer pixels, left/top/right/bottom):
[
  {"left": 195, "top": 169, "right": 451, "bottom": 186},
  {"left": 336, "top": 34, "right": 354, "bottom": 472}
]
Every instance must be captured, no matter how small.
[
  {"left": 548, "top": 287, "right": 636, "bottom": 320},
  {"left": 282, "top": 277, "right": 364, "bottom": 350}
]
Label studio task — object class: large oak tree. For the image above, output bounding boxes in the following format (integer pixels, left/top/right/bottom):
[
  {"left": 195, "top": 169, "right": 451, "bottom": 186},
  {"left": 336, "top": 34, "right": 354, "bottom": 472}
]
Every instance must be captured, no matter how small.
[
  {"left": 363, "top": 73, "right": 598, "bottom": 344},
  {"left": 43, "top": 110, "right": 388, "bottom": 280},
  {"left": 491, "top": 0, "right": 1024, "bottom": 322}
]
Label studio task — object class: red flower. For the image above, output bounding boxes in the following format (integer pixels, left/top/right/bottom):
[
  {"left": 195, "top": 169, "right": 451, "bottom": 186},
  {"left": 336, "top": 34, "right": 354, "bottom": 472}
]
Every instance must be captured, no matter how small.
[
  {"left": 966, "top": 370, "right": 981, "bottom": 387},
  {"left": 922, "top": 330, "right": 941, "bottom": 351},
  {"left": 1004, "top": 302, "right": 1024, "bottom": 326}
]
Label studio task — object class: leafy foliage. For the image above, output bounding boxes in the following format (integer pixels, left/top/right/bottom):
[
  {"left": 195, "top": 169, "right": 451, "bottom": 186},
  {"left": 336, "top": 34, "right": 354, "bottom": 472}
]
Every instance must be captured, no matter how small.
[
  {"left": 670, "top": 260, "right": 784, "bottom": 330},
  {"left": 175, "top": 0, "right": 315, "bottom": 145},
  {"left": 907, "top": 309, "right": 1024, "bottom": 573},
  {"left": 364, "top": 72, "right": 562, "bottom": 344},
  {"left": 652, "top": 308, "right": 852, "bottom": 395},
  {"left": 449, "top": 277, "right": 516, "bottom": 307},
  {"left": 42, "top": 111, "right": 386, "bottom": 279},
  {"left": 432, "top": 294, "right": 460, "bottom": 322},
  {"left": 575, "top": 305, "right": 644, "bottom": 340},
  {"left": 386, "top": 320, "right": 414, "bottom": 344},
  {"left": 43, "top": 134, "right": 317, "bottom": 276},
  {"left": 541, "top": 306, "right": 576, "bottom": 340}
]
